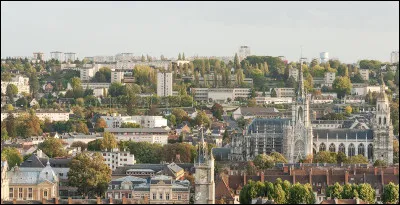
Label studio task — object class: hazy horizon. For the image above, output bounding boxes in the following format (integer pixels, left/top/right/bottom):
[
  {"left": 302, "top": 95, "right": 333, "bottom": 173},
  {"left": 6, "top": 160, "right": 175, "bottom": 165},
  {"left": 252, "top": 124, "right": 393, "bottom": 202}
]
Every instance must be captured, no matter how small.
[{"left": 1, "top": 1, "right": 399, "bottom": 63}]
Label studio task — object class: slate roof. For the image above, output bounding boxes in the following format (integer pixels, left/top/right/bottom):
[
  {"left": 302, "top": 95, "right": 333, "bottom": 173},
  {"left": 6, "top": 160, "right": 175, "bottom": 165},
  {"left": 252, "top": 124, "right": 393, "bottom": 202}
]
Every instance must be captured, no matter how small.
[
  {"left": 20, "top": 154, "right": 45, "bottom": 168},
  {"left": 212, "top": 148, "right": 230, "bottom": 161},
  {"left": 313, "top": 129, "right": 374, "bottom": 140},
  {"left": 239, "top": 107, "right": 279, "bottom": 116}
]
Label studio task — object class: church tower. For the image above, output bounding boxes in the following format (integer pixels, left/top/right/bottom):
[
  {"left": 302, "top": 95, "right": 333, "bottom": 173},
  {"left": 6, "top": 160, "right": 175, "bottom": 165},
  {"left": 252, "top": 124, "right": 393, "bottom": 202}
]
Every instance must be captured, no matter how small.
[
  {"left": 286, "top": 57, "right": 313, "bottom": 162},
  {"left": 373, "top": 74, "right": 394, "bottom": 164},
  {"left": 194, "top": 128, "right": 215, "bottom": 204}
]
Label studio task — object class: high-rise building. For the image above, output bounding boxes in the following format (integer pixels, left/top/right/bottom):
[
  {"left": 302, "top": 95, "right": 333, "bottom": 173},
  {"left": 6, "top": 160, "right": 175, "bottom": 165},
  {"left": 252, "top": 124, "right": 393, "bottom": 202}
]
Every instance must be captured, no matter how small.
[
  {"left": 238, "top": 46, "right": 251, "bottom": 62},
  {"left": 157, "top": 72, "right": 173, "bottom": 97},
  {"left": 64, "top": 52, "right": 76, "bottom": 62},
  {"left": 50, "top": 51, "right": 64, "bottom": 62},
  {"left": 391, "top": 51, "right": 399, "bottom": 64},
  {"left": 33, "top": 52, "right": 45, "bottom": 61}
]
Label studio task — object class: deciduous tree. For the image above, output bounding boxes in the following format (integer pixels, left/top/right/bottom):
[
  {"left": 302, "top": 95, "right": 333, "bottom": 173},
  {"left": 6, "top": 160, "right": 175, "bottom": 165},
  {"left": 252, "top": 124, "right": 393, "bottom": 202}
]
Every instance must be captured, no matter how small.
[{"left": 38, "top": 137, "right": 67, "bottom": 158}]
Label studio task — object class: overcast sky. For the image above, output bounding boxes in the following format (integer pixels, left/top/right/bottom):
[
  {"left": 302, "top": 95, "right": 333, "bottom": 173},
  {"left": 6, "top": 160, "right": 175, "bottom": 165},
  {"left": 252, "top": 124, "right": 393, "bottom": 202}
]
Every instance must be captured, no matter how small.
[{"left": 1, "top": 1, "right": 399, "bottom": 63}]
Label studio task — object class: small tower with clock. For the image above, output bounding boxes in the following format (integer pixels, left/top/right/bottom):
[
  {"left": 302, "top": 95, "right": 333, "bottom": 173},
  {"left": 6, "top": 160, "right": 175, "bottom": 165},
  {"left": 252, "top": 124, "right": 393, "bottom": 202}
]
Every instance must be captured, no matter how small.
[{"left": 194, "top": 127, "right": 215, "bottom": 204}]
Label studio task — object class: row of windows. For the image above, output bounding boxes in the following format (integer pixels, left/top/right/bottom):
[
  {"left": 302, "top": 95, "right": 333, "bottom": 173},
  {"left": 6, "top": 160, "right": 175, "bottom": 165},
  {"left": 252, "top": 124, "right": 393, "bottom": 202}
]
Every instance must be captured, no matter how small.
[
  {"left": 317, "top": 143, "right": 373, "bottom": 159},
  {"left": 9, "top": 188, "right": 40, "bottom": 199},
  {"left": 152, "top": 193, "right": 173, "bottom": 200}
]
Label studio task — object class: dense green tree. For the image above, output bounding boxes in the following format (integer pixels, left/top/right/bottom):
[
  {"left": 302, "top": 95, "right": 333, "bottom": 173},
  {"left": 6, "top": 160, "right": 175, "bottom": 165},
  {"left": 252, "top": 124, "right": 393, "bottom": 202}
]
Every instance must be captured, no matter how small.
[
  {"left": 234, "top": 53, "right": 240, "bottom": 71},
  {"left": 271, "top": 88, "right": 277, "bottom": 97},
  {"left": 92, "top": 67, "right": 111, "bottom": 82},
  {"left": 29, "top": 73, "right": 39, "bottom": 98},
  {"left": 6, "top": 84, "right": 18, "bottom": 103},
  {"left": 381, "top": 182, "right": 399, "bottom": 204},
  {"left": 194, "top": 111, "right": 211, "bottom": 128},
  {"left": 211, "top": 103, "right": 223, "bottom": 121},
  {"left": 347, "top": 155, "right": 368, "bottom": 164},
  {"left": 87, "top": 139, "right": 102, "bottom": 151},
  {"left": 120, "top": 122, "right": 141, "bottom": 128},
  {"left": 100, "top": 132, "right": 118, "bottom": 151},
  {"left": 4, "top": 113, "right": 16, "bottom": 139},
  {"left": 95, "top": 117, "right": 107, "bottom": 132},
  {"left": 68, "top": 152, "right": 112, "bottom": 198},
  {"left": 333, "top": 76, "right": 352, "bottom": 98},
  {"left": 71, "top": 141, "right": 88, "bottom": 151},
  {"left": 161, "top": 143, "right": 197, "bottom": 163},
  {"left": 357, "top": 183, "right": 375, "bottom": 204},
  {"left": 172, "top": 108, "right": 188, "bottom": 125},
  {"left": 1, "top": 126, "right": 8, "bottom": 142},
  {"left": 125, "top": 141, "right": 163, "bottom": 163},
  {"left": 327, "top": 182, "right": 343, "bottom": 199},
  {"left": 74, "top": 121, "right": 89, "bottom": 134},
  {"left": 38, "top": 137, "right": 68, "bottom": 158},
  {"left": 288, "top": 183, "right": 315, "bottom": 204},
  {"left": 1, "top": 147, "right": 23, "bottom": 169}
]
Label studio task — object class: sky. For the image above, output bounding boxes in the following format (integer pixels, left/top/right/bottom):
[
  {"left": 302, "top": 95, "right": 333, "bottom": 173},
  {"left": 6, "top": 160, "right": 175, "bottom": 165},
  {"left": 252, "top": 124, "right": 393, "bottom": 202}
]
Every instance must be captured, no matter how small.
[{"left": 1, "top": 1, "right": 399, "bottom": 63}]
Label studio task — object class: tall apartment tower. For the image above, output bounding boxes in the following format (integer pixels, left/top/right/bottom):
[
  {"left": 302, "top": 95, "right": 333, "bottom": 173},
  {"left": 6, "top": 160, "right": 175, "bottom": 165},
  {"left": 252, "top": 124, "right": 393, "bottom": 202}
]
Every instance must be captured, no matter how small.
[
  {"left": 238, "top": 46, "right": 251, "bottom": 62},
  {"left": 194, "top": 128, "right": 215, "bottom": 204},
  {"left": 33, "top": 52, "right": 45, "bottom": 61},
  {"left": 64, "top": 52, "right": 76, "bottom": 62},
  {"left": 391, "top": 51, "right": 399, "bottom": 64},
  {"left": 50, "top": 51, "right": 64, "bottom": 62},
  {"left": 157, "top": 72, "right": 173, "bottom": 97}
]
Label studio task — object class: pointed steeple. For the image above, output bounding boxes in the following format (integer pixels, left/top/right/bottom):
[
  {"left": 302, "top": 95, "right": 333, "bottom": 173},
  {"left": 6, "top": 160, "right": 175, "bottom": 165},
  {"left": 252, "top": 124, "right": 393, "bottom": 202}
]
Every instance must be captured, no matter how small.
[
  {"left": 297, "top": 57, "right": 305, "bottom": 100},
  {"left": 198, "top": 125, "right": 208, "bottom": 164},
  {"left": 378, "top": 71, "right": 387, "bottom": 100}
]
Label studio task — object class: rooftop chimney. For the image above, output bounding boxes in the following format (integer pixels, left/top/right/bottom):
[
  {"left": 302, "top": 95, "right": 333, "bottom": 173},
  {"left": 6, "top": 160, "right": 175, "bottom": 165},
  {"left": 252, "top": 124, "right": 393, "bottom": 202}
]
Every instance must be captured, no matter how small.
[
  {"left": 244, "top": 172, "right": 247, "bottom": 185},
  {"left": 345, "top": 171, "right": 349, "bottom": 184},
  {"left": 97, "top": 197, "right": 101, "bottom": 204},
  {"left": 261, "top": 171, "right": 265, "bottom": 182},
  {"left": 68, "top": 197, "right": 72, "bottom": 204}
]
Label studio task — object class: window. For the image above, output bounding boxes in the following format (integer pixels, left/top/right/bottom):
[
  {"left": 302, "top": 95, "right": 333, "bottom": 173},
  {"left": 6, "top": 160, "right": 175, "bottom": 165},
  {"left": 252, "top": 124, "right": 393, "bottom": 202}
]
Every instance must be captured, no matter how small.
[
  {"left": 368, "top": 144, "right": 373, "bottom": 160},
  {"left": 153, "top": 193, "right": 156, "bottom": 200},
  {"left": 59, "top": 173, "right": 64, "bottom": 177},
  {"left": 348, "top": 143, "right": 355, "bottom": 157},
  {"left": 339, "top": 143, "right": 346, "bottom": 154},
  {"left": 166, "top": 193, "right": 170, "bottom": 200},
  {"left": 9, "top": 188, "right": 13, "bottom": 199},
  {"left": 159, "top": 193, "right": 163, "bottom": 200},
  {"left": 44, "top": 190, "right": 48, "bottom": 198},
  {"left": 319, "top": 143, "right": 326, "bottom": 152},
  {"left": 18, "top": 188, "right": 23, "bottom": 199},
  {"left": 358, "top": 143, "right": 365, "bottom": 156},
  {"left": 329, "top": 143, "right": 336, "bottom": 152},
  {"left": 28, "top": 188, "right": 33, "bottom": 199},
  {"left": 178, "top": 195, "right": 181, "bottom": 200}
]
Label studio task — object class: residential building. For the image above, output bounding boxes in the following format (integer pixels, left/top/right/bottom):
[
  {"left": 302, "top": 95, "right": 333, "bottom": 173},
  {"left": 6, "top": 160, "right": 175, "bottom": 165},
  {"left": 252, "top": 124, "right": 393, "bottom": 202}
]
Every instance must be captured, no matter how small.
[
  {"left": 198, "top": 74, "right": 253, "bottom": 86},
  {"left": 273, "top": 88, "right": 295, "bottom": 98},
  {"left": 359, "top": 69, "right": 369, "bottom": 81},
  {"left": 311, "top": 95, "right": 334, "bottom": 104},
  {"left": 288, "top": 68, "right": 299, "bottom": 81},
  {"left": 343, "top": 95, "right": 366, "bottom": 104},
  {"left": 1, "top": 111, "right": 70, "bottom": 122},
  {"left": 1, "top": 76, "right": 30, "bottom": 95},
  {"left": 320, "top": 198, "right": 368, "bottom": 204},
  {"left": 61, "top": 133, "right": 102, "bottom": 147},
  {"left": 81, "top": 82, "right": 110, "bottom": 90},
  {"left": 323, "top": 72, "right": 336, "bottom": 87},
  {"left": 351, "top": 84, "right": 388, "bottom": 96},
  {"left": 90, "top": 148, "right": 135, "bottom": 171},
  {"left": 101, "top": 114, "right": 167, "bottom": 128},
  {"left": 391, "top": 51, "right": 399, "bottom": 64},
  {"left": 255, "top": 97, "right": 293, "bottom": 105},
  {"left": 157, "top": 72, "right": 173, "bottom": 97},
  {"left": 111, "top": 69, "right": 125, "bottom": 83},
  {"left": 7, "top": 160, "right": 59, "bottom": 201},
  {"left": 191, "top": 88, "right": 251, "bottom": 103},
  {"left": 104, "top": 128, "right": 169, "bottom": 145},
  {"left": 106, "top": 175, "right": 190, "bottom": 204},
  {"left": 113, "top": 163, "right": 191, "bottom": 180}
]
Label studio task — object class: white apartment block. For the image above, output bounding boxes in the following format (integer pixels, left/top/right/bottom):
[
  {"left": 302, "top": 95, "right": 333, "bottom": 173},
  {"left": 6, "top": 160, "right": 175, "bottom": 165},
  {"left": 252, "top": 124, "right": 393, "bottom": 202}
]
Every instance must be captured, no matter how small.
[
  {"left": 351, "top": 84, "right": 388, "bottom": 96},
  {"left": 1, "top": 76, "right": 30, "bottom": 95},
  {"left": 391, "top": 51, "right": 399, "bottom": 64},
  {"left": 359, "top": 69, "right": 369, "bottom": 81},
  {"left": 273, "top": 88, "right": 295, "bottom": 98},
  {"left": 115, "top": 60, "right": 171, "bottom": 70},
  {"left": 90, "top": 148, "right": 135, "bottom": 171},
  {"left": 288, "top": 68, "right": 299, "bottom": 81},
  {"left": 323, "top": 72, "right": 336, "bottom": 87},
  {"left": 104, "top": 128, "right": 169, "bottom": 145},
  {"left": 255, "top": 97, "right": 293, "bottom": 105},
  {"left": 101, "top": 114, "right": 168, "bottom": 128},
  {"left": 157, "top": 72, "right": 173, "bottom": 97},
  {"left": 80, "top": 64, "right": 115, "bottom": 81},
  {"left": 111, "top": 70, "right": 125, "bottom": 83},
  {"left": 191, "top": 88, "right": 251, "bottom": 102},
  {"left": 81, "top": 82, "right": 111, "bottom": 90},
  {"left": 1, "top": 111, "right": 69, "bottom": 122}
]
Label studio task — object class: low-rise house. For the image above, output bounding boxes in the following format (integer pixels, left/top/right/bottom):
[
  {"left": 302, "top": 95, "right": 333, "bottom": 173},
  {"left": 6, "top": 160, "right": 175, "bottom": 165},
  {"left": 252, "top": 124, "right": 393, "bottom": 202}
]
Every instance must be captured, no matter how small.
[
  {"left": 320, "top": 198, "right": 368, "bottom": 204},
  {"left": 312, "top": 95, "right": 334, "bottom": 104},
  {"left": 175, "top": 124, "right": 191, "bottom": 136},
  {"left": 343, "top": 95, "right": 366, "bottom": 104}
]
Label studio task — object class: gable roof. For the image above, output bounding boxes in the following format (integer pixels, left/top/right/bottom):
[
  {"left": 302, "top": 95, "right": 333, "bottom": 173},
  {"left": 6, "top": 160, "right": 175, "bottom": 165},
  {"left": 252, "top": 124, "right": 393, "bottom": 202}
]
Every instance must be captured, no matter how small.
[
  {"left": 215, "top": 177, "right": 235, "bottom": 201},
  {"left": 239, "top": 107, "right": 279, "bottom": 116},
  {"left": 20, "top": 154, "right": 45, "bottom": 168}
]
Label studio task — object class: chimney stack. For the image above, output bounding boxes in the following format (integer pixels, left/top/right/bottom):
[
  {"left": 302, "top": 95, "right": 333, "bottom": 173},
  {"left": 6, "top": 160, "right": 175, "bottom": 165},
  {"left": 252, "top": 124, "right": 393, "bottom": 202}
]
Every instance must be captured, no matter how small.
[
  {"left": 122, "top": 196, "right": 127, "bottom": 204},
  {"left": 42, "top": 197, "right": 46, "bottom": 204},
  {"left": 345, "top": 171, "right": 349, "bottom": 184},
  {"left": 68, "top": 197, "right": 72, "bottom": 204},
  {"left": 394, "top": 167, "right": 398, "bottom": 175},
  {"left": 261, "top": 171, "right": 265, "bottom": 182},
  {"left": 243, "top": 172, "right": 247, "bottom": 185},
  {"left": 109, "top": 196, "right": 113, "bottom": 204},
  {"left": 97, "top": 197, "right": 101, "bottom": 204},
  {"left": 374, "top": 167, "right": 378, "bottom": 175},
  {"left": 309, "top": 168, "right": 313, "bottom": 185}
]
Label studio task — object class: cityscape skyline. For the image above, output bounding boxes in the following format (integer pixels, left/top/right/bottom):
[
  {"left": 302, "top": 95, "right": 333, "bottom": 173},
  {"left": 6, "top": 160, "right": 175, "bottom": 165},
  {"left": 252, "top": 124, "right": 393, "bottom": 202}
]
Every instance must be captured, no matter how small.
[{"left": 1, "top": 1, "right": 399, "bottom": 63}]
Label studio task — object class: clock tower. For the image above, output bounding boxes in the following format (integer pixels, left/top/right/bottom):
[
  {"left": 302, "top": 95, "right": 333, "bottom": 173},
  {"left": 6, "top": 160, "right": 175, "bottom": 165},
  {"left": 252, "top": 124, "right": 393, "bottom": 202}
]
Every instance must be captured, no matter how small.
[{"left": 194, "top": 127, "right": 215, "bottom": 204}]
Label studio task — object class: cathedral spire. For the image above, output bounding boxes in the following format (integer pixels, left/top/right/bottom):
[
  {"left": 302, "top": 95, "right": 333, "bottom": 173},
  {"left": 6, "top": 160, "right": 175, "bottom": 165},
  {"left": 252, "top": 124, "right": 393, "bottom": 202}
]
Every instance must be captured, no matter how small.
[
  {"left": 297, "top": 57, "right": 305, "bottom": 100},
  {"left": 198, "top": 125, "right": 208, "bottom": 164},
  {"left": 380, "top": 71, "right": 385, "bottom": 94}
]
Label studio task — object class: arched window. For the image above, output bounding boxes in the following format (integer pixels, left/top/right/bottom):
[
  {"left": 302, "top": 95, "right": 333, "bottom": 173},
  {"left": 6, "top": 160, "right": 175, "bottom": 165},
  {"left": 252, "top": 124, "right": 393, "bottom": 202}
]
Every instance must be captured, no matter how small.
[
  {"left": 319, "top": 143, "right": 326, "bottom": 152},
  {"left": 358, "top": 143, "right": 365, "bottom": 156},
  {"left": 339, "top": 143, "right": 346, "bottom": 154},
  {"left": 384, "top": 117, "right": 386, "bottom": 125},
  {"left": 348, "top": 143, "right": 355, "bottom": 157},
  {"left": 368, "top": 144, "right": 373, "bottom": 160},
  {"left": 379, "top": 117, "right": 381, "bottom": 125},
  {"left": 329, "top": 143, "right": 336, "bottom": 152}
]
